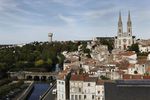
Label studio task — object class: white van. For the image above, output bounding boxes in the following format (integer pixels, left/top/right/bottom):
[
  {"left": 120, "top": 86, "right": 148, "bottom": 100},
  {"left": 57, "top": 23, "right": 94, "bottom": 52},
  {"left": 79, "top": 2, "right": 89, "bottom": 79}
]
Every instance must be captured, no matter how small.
[{"left": 52, "top": 88, "right": 57, "bottom": 94}]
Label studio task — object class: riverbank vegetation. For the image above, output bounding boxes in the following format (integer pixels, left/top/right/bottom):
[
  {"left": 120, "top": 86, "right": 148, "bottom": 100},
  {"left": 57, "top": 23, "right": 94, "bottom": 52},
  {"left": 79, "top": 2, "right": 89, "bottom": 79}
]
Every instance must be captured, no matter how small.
[
  {"left": 0, "top": 80, "right": 24, "bottom": 98},
  {"left": 0, "top": 41, "right": 79, "bottom": 77}
]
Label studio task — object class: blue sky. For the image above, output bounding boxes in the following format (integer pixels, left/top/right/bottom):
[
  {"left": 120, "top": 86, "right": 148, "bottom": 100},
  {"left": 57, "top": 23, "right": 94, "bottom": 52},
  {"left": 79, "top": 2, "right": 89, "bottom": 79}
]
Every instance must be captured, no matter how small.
[{"left": 0, "top": 0, "right": 150, "bottom": 44}]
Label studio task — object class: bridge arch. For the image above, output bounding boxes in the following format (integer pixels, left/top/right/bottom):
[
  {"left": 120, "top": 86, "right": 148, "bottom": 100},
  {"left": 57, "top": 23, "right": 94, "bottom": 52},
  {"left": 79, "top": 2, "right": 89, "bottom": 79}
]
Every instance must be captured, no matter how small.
[
  {"left": 26, "top": 75, "right": 33, "bottom": 80},
  {"left": 34, "top": 76, "right": 40, "bottom": 81},
  {"left": 41, "top": 76, "right": 47, "bottom": 81}
]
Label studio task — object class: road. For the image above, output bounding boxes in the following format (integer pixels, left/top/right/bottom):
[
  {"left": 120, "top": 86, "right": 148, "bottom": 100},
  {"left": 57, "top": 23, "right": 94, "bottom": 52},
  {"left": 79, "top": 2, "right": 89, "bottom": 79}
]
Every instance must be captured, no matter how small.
[{"left": 42, "top": 83, "right": 56, "bottom": 100}]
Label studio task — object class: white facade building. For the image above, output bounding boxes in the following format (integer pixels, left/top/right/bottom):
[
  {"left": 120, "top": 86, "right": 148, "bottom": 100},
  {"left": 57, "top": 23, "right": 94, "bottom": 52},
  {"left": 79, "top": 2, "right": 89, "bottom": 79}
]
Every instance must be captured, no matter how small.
[
  {"left": 69, "top": 74, "right": 105, "bottom": 100},
  {"left": 57, "top": 79, "right": 66, "bottom": 100},
  {"left": 114, "top": 11, "right": 135, "bottom": 50},
  {"left": 128, "top": 64, "right": 146, "bottom": 75},
  {"left": 96, "top": 80, "right": 105, "bottom": 100},
  {"left": 57, "top": 71, "right": 70, "bottom": 100},
  {"left": 139, "top": 44, "right": 150, "bottom": 53}
]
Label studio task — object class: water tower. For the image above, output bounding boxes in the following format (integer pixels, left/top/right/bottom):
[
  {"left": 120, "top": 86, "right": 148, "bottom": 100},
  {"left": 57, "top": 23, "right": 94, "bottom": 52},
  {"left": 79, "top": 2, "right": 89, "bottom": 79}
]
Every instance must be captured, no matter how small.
[{"left": 48, "top": 33, "right": 53, "bottom": 42}]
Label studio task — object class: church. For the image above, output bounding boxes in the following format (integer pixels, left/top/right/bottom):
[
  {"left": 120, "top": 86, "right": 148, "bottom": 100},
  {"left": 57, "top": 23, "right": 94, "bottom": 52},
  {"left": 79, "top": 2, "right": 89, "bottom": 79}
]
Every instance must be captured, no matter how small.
[{"left": 114, "top": 11, "right": 136, "bottom": 50}]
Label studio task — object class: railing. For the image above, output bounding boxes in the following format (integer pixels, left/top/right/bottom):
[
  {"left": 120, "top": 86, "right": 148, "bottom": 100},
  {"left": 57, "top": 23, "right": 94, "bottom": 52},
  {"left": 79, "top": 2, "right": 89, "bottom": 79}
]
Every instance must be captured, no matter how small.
[
  {"left": 17, "top": 81, "right": 34, "bottom": 100},
  {"left": 39, "top": 81, "right": 56, "bottom": 100}
]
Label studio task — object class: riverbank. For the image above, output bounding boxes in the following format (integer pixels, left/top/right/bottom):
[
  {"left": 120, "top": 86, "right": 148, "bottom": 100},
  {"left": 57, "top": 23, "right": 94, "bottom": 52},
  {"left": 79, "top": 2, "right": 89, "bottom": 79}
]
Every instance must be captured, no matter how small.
[{"left": 17, "top": 81, "right": 34, "bottom": 100}]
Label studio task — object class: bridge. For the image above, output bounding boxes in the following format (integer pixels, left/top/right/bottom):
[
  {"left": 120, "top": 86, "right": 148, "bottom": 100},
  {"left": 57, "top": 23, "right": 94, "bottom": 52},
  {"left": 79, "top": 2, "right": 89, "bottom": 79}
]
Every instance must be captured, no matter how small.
[
  {"left": 25, "top": 72, "right": 58, "bottom": 81},
  {"left": 8, "top": 71, "right": 58, "bottom": 81}
]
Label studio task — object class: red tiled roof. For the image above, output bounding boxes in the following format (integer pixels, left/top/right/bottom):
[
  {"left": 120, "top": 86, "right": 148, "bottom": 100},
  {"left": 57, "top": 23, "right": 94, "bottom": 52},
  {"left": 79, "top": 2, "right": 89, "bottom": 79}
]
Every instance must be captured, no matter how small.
[
  {"left": 137, "top": 59, "right": 147, "bottom": 64},
  {"left": 118, "top": 51, "right": 136, "bottom": 56},
  {"left": 132, "top": 75, "right": 142, "bottom": 79},
  {"left": 123, "top": 74, "right": 131, "bottom": 79},
  {"left": 96, "top": 80, "right": 112, "bottom": 85},
  {"left": 70, "top": 74, "right": 88, "bottom": 81},
  {"left": 143, "top": 76, "right": 150, "bottom": 79},
  {"left": 123, "top": 74, "right": 143, "bottom": 80}
]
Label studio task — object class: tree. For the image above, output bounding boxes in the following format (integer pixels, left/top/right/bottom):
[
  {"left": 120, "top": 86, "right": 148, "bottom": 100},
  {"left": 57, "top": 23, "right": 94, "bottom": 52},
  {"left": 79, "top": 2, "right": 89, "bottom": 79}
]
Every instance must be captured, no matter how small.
[
  {"left": 35, "top": 59, "right": 44, "bottom": 67},
  {"left": 128, "top": 43, "right": 139, "bottom": 53},
  {"left": 100, "top": 75, "right": 110, "bottom": 80},
  {"left": 47, "top": 58, "right": 52, "bottom": 65}
]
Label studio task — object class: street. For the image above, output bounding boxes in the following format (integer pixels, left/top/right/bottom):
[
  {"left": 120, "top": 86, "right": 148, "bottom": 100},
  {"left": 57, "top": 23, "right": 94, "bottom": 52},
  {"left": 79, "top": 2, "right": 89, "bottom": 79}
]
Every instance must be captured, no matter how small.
[{"left": 43, "top": 83, "right": 56, "bottom": 100}]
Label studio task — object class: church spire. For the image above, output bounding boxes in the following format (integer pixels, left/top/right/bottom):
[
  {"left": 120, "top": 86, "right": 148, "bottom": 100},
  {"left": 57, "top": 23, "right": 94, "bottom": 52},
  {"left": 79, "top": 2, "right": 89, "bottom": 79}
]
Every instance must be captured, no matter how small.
[
  {"left": 128, "top": 11, "right": 131, "bottom": 22},
  {"left": 118, "top": 11, "right": 123, "bottom": 34},
  {"left": 119, "top": 11, "right": 122, "bottom": 23},
  {"left": 127, "top": 11, "right": 132, "bottom": 34}
]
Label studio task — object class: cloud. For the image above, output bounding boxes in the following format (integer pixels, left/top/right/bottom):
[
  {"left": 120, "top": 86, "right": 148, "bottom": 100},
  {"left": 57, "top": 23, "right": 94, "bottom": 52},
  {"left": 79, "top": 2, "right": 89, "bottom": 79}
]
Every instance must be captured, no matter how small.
[
  {"left": 0, "top": 0, "right": 150, "bottom": 43},
  {"left": 0, "top": 0, "right": 17, "bottom": 11},
  {"left": 50, "top": 0, "right": 89, "bottom": 7},
  {"left": 58, "top": 14, "right": 76, "bottom": 26}
]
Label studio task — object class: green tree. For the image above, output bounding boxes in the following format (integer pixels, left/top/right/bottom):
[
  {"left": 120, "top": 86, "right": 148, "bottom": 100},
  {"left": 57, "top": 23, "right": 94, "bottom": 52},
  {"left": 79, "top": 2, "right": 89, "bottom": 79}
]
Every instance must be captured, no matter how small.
[
  {"left": 35, "top": 59, "right": 44, "bottom": 67},
  {"left": 47, "top": 58, "right": 52, "bottom": 65},
  {"left": 128, "top": 43, "right": 139, "bottom": 53}
]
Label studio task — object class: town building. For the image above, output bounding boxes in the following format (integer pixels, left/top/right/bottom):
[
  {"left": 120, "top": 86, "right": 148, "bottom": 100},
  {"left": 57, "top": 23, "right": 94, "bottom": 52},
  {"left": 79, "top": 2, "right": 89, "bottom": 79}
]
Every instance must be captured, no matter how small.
[
  {"left": 57, "top": 69, "right": 71, "bottom": 100},
  {"left": 69, "top": 74, "right": 106, "bottom": 100},
  {"left": 137, "top": 39, "right": 150, "bottom": 53}
]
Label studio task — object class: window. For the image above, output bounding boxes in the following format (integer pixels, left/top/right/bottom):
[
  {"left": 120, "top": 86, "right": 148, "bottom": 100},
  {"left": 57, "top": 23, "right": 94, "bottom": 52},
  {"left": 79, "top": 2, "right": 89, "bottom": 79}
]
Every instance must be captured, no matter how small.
[
  {"left": 119, "top": 46, "right": 121, "bottom": 49},
  {"left": 119, "top": 40, "right": 121, "bottom": 45},
  {"left": 102, "top": 97, "right": 104, "bottom": 100},
  {"left": 84, "top": 95, "right": 86, "bottom": 99},
  {"left": 88, "top": 89, "right": 90, "bottom": 93},
  {"left": 143, "top": 64, "right": 145, "bottom": 67},
  {"left": 129, "top": 29, "right": 130, "bottom": 32},
  {"left": 79, "top": 88, "right": 81, "bottom": 92},
  {"left": 79, "top": 95, "right": 81, "bottom": 100},
  {"left": 119, "top": 33, "right": 121, "bottom": 36},
  {"left": 92, "top": 95, "right": 94, "bottom": 99},
  {"left": 102, "top": 91, "right": 104, "bottom": 95},
  {"left": 129, "top": 40, "right": 131, "bottom": 45},
  {"left": 75, "top": 95, "right": 77, "bottom": 100},
  {"left": 88, "top": 83, "right": 90, "bottom": 86},
  {"left": 71, "top": 95, "right": 74, "bottom": 100},
  {"left": 98, "top": 91, "right": 100, "bottom": 94},
  {"left": 62, "top": 82, "right": 64, "bottom": 85},
  {"left": 119, "top": 29, "right": 121, "bottom": 33},
  {"left": 62, "top": 94, "right": 63, "bottom": 99}
]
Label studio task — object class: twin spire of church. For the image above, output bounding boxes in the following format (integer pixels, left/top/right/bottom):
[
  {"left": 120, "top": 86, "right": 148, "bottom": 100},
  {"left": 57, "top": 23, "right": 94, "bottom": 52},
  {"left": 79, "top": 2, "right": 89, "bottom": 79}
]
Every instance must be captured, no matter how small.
[{"left": 118, "top": 11, "right": 132, "bottom": 35}]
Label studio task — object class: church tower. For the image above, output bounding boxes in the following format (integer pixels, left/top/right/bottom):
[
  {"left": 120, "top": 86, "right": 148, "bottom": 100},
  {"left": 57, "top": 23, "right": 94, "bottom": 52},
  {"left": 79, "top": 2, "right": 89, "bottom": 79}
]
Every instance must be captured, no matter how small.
[
  {"left": 118, "top": 12, "right": 123, "bottom": 36},
  {"left": 127, "top": 11, "right": 132, "bottom": 35}
]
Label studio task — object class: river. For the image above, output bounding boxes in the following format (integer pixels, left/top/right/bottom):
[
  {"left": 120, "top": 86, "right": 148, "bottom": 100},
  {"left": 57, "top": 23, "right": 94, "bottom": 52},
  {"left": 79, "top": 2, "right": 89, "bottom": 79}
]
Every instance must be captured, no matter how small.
[{"left": 28, "top": 82, "right": 50, "bottom": 100}]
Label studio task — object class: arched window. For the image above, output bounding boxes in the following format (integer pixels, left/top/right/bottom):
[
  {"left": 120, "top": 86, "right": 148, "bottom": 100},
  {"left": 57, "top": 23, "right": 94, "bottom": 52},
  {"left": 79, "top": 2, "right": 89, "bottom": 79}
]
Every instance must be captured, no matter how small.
[
  {"left": 119, "top": 40, "right": 121, "bottom": 45},
  {"left": 129, "top": 40, "right": 131, "bottom": 45}
]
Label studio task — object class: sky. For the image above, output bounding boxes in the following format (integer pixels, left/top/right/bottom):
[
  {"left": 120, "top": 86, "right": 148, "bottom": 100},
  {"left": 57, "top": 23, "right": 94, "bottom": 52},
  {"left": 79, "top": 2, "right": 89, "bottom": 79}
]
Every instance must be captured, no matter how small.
[{"left": 0, "top": 0, "right": 150, "bottom": 44}]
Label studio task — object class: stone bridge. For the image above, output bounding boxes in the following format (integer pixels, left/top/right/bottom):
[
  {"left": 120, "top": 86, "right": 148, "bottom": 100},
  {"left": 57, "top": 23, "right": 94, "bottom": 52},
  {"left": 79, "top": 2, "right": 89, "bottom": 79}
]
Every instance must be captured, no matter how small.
[
  {"left": 8, "top": 71, "right": 58, "bottom": 81},
  {"left": 25, "top": 72, "right": 58, "bottom": 80}
]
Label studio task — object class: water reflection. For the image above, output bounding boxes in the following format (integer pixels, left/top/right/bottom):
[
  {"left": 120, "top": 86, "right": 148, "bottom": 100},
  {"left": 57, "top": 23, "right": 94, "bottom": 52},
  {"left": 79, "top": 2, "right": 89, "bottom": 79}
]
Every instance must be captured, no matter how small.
[{"left": 28, "top": 82, "right": 49, "bottom": 100}]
